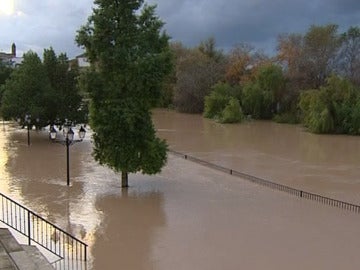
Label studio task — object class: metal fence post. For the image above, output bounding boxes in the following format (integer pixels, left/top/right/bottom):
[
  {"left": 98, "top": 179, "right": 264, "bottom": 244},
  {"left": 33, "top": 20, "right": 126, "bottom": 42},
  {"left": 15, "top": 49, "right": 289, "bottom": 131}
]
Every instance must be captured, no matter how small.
[{"left": 27, "top": 211, "right": 31, "bottom": 245}]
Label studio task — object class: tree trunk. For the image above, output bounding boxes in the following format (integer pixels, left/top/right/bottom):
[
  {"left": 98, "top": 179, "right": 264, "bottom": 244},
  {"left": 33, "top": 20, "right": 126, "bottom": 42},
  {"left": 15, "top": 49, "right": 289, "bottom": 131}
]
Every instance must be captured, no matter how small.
[{"left": 121, "top": 171, "right": 129, "bottom": 188}]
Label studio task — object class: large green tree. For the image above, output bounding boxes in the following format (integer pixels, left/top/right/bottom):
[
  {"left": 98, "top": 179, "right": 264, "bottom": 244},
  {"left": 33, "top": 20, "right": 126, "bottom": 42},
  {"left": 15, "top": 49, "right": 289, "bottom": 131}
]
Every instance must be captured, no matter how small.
[
  {"left": 76, "top": 0, "right": 172, "bottom": 187},
  {"left": 43, "top": 48, "right": 85, "bottom": 124},
  {"left": 1, "top": 51, "right": 56, "bottom": 127}
]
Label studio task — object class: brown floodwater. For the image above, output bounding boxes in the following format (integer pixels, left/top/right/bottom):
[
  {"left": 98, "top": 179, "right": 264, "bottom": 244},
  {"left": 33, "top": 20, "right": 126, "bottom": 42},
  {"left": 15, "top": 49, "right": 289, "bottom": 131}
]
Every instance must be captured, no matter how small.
[
  {"left": 153, "top": 109, "right": 360, "bottom": 205},
  {"left": 0, "top": 111, "right": 359, "bottom": 270}
]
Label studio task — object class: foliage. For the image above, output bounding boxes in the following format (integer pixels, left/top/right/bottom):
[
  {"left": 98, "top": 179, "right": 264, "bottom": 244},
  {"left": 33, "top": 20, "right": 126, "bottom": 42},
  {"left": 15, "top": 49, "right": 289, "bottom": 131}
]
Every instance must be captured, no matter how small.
[
  {"left": 0, "top": 60, "right": 13, "bottom": 107},
  {"left": 204, "top": 82, "right": 242, "bottom": 120},
  {"left": 277, "top": 33, "right": 304, "bottom": 81},
  {"left": 225, "top": 43, "right": 269, "bottom": 86},
  {"left": 241, "top": 83, "right": 262, "bottom": 118},
  {"left": 241, "top": 74, "right": 275, "bottom": 120},
  {"left": 147, "top": 23, "right": 360, "bottom": 135},
  {"left": 157, "top": 68, "right": 176, "bottom": 108},
  {"left": 302, "top": 24, "right": 341, "bottom": 89},
  {"left": 76, "top": 0, "right": 172, "bottom": 187},
  {"left": 336, "top": 26, "right": 360, "bottom": 86},
  {"left": 198, "top": 37, "right": 224, "bottom": 62},
  {"left": 299, "top": 88, "right": 336, "bottom": 133},
  {"left": 173, "top": 45, "right": 225, "bottom": 113},
  {"left": 349, "top": 98, "right": 360, "bottom": 134},
  {"left": 204, "top": 91, "right": 229, "bottom": 120},
  {"left": 0, "top": 48, "right": 85, "bottom": 127},
  {"left": 43, "top": 48, "right": 86, "bottom": 124},
  {"left": 220, "top": 98, "right": 244, "bottom": 123},
  {"left": 1, "top": 51, "right": 56, "bottom": 127},
  {"left": 257, "top": 64, "right": 286, "bottom": 112},
  {"left": 0, "top": 60, "right": 12, "bottom": 85},
  {"left": 299, "top": 75, "right": 360, "bottom": 134}
]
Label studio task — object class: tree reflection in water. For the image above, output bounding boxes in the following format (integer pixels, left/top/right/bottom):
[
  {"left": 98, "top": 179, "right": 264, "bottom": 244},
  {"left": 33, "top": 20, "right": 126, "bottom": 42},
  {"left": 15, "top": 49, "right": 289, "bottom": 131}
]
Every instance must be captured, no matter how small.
[
  {"left": 92, "top": 189, "right": 165, "bottom": 270},
  {"left": 4, "top": 128, "right": 88, "bottom": 238}
]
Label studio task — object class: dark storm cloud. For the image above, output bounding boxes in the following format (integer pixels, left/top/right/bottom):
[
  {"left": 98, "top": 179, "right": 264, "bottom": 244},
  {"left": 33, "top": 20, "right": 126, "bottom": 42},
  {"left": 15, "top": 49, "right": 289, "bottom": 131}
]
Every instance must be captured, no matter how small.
[
  {"left": 150, "top": 0, "right": 360, "bottom": 53},
  {"left": 0, "top": 0, "right": 358, "bottom": 57}
]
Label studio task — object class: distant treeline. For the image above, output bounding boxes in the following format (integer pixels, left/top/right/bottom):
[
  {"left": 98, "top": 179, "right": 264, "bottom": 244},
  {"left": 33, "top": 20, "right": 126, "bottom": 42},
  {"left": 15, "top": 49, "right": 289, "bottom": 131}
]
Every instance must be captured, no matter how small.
[{"left": 159, "top": 24, "right": 360, "bottom": 135}]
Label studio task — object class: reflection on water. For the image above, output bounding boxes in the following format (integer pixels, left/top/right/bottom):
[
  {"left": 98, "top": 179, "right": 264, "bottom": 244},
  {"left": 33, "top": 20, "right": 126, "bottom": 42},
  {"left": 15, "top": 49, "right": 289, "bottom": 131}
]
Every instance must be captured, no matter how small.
[
  {"left": 0, "top": 125, "right": 167, "bottom": 269},
  {"left": 0, "top": 123, "right": 11, "bottom": 195},
  {"left": 1, "top": 116, "right": 360, "bottom": 270},
  {"left": 4, "top": 128, "right": 87, "bottom": 228},
  {"left": 92, "top": 189, "right": 165, "bottom": 270},
  {"left": 153, "top": 109, "right": 360, "bottom": 204}
]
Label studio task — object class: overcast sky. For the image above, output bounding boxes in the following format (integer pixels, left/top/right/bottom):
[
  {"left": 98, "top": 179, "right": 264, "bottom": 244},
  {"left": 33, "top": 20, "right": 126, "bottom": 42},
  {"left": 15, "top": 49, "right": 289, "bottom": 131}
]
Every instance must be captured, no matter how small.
[{"left": 0, "top": 0, "right": 359, "bottom": 58}]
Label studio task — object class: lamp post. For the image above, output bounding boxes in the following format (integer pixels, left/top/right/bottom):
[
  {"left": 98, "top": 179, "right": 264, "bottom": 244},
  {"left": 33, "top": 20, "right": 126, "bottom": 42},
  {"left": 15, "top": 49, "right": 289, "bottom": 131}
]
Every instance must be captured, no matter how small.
[
  {"left": 25, "top": 114, "right": 31, "bottom": 146},
  {"left": 49, "top": 124, "right": 86, "bottom": 186}
]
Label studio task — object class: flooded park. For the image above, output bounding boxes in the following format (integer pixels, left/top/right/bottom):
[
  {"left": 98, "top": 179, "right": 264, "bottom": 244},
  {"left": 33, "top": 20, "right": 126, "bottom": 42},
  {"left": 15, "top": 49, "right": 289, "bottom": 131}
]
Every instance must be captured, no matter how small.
[{"left": 1, "top": 108, "right": 360, "bottom": 269}]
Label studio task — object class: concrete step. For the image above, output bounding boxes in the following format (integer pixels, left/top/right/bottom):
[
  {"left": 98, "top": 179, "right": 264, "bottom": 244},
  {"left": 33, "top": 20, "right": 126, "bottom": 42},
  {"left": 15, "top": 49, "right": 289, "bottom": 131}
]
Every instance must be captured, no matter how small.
[
  {"left": 0, "top": 252, "right": 17, "bottom": 270},
  {"left": 22, "top": 246, "right": 55, "bottom": 270},
  {"left": 0, "top": 228, "right": 54, "bottom": 270},
  {"left": 0, "top": 228, "right": 21, "bottom": 270}
]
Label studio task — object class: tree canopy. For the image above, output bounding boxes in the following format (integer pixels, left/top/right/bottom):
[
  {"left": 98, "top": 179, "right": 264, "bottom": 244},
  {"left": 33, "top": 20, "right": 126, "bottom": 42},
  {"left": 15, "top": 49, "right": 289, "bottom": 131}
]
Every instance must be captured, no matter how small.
[
  {"left": 0, "top": 60, "right": 13, "bottom": 106},
  {"left": 1, "top": 51, "right": 55, "bottom": 127},
  {"left": 0, "top": 48, "right": 85, "bottom": 128},
  {"left": 43, "top": 48, "right": 85, "bottom": 124},
  {"left": 156, "top": 23, "right": 360, "bottom": 135},
  {"left": 76, "top": 0, "right": 173, "bottom": 187}
]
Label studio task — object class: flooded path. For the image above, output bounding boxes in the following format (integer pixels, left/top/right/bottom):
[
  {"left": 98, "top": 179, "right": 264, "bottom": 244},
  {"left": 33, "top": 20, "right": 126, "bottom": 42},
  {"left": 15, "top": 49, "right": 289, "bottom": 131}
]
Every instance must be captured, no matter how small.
[
  {"left": 153, "top": 109, "right": 360, "bottom": 205},
  {"left": 0, "top": 116, "right": 359, "bottom": 269}
]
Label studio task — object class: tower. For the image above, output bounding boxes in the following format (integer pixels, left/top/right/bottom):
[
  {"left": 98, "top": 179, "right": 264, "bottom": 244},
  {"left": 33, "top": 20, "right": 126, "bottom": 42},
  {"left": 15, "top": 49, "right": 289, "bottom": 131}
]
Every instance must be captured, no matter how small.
[{"left": 11, "top": 43, "right": 16, "bottom": 57}]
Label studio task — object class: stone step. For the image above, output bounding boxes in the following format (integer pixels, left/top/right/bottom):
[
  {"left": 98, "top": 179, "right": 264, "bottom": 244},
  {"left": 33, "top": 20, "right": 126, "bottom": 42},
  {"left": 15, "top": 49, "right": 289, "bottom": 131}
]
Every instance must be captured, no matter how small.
[
  {"left": 0, "top": 228, "right": 54, "bottom": 270},
  {"left": 22, "top": 246, "right": 55, "bottom": 270},
  {"left": 0, "top": 252, "right": 17, "bottom": 270}
]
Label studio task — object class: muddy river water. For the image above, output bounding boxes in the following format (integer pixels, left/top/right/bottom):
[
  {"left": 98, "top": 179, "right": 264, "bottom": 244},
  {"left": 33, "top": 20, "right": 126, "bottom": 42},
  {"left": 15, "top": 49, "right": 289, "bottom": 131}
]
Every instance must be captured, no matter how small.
[{"left": 0, "top": 109, "right": 360, "bottom": 269}]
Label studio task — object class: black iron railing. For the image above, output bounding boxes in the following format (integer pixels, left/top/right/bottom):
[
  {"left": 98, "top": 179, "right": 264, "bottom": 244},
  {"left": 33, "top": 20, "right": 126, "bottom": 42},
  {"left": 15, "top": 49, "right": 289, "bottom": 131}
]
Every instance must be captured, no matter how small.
[
  {"left": 0, "top": 192, "right": 87, "bottom": 263},
  {"left": 169, "top": 149, "right": 360, "bottom": 213}
]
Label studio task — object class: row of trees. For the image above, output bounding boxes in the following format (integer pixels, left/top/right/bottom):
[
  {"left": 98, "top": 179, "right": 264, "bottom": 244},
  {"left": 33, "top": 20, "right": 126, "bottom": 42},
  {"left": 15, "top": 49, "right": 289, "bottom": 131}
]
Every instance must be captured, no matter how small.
[
  {"left": 1, "top": 4, "right": 359, "bottom": 190},
  {"left": 0, "top": 48, "right": 86, "bottom": 128},
  {"left": 0, "top": 0, "right": 172, "bottom": 189},
  {"left": 159, "top": 24, "right": 360, "bottom": 134},
  {"left": 76, "top": 0, "right": 172, "bottom": 187}
]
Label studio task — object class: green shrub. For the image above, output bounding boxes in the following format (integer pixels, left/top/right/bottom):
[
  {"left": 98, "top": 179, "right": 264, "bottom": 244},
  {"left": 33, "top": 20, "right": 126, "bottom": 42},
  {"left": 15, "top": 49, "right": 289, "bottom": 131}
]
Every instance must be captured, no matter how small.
[
  {"left": 204, "top": 82, "right": 241, "bottom": 120},
  {"left": 241, "top": 82, "right": 262, "bottom": 118},
  {"left": 299, "top": 75, "right": 360, "bottom": 135},
  {"left": 220, "top": 98, "right": 244, "bottom": 123},
  {"left": 204, "top": 92, "right": 229, "bottom": 119},
  {"left": 241, "top": 82, "right": 274, "bottom": 119},
  {"left": 333, "top": 102, "right": 352, "bottom": 133}
]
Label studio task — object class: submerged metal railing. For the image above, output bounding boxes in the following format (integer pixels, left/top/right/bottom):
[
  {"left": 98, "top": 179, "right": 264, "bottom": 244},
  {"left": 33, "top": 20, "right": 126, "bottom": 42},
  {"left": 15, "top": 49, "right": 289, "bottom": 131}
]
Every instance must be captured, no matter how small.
[
  {"left": 169, "top": 149, "right": 360, "bottom": 213},
  {"left": 0, "top": 192, "right": 87, "bottom": 264}
]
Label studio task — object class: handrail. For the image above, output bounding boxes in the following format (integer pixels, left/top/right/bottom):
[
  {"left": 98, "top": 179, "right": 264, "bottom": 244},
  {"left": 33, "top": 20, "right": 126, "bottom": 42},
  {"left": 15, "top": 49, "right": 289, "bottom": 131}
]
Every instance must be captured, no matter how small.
[
  {"left": 0, "top": 192, "right": 87, "bottom": 262},
  {"left": 169, "top": 149, "right": 360, "bottom": 213}
]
